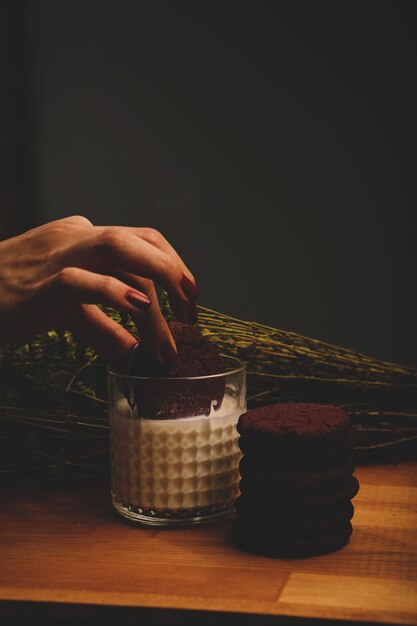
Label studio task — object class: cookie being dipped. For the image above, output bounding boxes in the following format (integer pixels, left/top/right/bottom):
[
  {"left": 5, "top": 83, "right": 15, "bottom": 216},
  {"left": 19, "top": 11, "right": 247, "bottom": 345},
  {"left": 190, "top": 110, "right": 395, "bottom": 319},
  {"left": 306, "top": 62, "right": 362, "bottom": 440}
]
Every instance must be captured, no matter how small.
[{"left": 129, "top": 321, "right": 225, "bottom": 418}]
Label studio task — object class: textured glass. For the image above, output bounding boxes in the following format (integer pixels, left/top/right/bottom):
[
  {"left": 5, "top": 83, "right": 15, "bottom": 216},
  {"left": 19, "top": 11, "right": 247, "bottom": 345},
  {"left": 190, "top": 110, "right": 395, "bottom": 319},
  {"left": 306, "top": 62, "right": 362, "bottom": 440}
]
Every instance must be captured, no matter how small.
[{"left": 108, "top": 356, "right": 246, "bottom": 526}]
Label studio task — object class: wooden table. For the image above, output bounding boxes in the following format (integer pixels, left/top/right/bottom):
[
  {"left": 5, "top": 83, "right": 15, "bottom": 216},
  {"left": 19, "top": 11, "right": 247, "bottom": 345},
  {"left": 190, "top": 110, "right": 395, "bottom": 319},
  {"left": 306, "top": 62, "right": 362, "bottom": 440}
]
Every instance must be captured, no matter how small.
[{"left": 0, "top": 462, "right": 416, "bottom": 625}]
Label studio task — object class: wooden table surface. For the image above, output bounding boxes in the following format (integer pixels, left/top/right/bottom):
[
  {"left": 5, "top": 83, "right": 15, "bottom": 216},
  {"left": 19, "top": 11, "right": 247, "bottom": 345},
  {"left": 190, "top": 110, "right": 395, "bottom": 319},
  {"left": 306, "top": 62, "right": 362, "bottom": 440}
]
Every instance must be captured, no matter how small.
[{"left": 0, "top": 462, "right": 416, "bottom": 625}]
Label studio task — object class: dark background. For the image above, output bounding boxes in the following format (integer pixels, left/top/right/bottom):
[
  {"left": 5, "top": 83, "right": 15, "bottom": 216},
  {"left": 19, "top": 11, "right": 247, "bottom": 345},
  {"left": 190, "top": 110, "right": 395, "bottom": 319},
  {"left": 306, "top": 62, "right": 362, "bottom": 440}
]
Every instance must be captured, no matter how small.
[{"left": 1, "top": 0, "right": 416, "bottom": 366}]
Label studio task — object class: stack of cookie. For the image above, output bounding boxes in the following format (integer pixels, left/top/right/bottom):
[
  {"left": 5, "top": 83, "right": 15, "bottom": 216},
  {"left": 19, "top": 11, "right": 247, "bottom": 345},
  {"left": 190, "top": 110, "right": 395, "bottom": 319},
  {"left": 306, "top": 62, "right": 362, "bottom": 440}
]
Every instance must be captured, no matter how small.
[{"left": 232, "top": 403, "right": 359, "bottom": 557}]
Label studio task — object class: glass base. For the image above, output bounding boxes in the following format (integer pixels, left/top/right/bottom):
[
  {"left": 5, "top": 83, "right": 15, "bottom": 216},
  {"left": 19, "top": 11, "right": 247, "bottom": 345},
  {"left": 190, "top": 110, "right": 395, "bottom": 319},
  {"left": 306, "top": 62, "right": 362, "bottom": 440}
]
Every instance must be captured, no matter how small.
[{"left": 112, "top": 493, "right": 235, "bottom": 527}]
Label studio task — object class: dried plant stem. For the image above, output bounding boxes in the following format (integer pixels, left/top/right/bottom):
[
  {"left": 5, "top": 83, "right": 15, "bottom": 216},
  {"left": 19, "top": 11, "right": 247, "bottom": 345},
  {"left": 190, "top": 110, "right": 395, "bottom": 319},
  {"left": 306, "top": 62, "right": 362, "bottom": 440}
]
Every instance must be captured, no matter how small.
[{"left": 0, "top": 302, "right": 416, "bottom": 480}]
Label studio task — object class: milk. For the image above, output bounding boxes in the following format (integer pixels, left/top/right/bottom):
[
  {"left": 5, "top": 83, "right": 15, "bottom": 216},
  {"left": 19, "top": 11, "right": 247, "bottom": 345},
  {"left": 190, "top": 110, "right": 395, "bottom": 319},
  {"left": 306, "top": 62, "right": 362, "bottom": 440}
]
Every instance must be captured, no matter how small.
[{"left": 110, "top": 394, "right": 243, "bottom": 519}]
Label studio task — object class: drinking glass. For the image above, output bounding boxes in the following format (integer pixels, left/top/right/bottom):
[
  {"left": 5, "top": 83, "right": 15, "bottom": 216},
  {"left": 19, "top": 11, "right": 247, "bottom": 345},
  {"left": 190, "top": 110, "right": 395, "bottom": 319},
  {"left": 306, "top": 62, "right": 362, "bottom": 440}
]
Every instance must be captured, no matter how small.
[{"left": 108, "top": 355, "right": 246, "bottom": 526}]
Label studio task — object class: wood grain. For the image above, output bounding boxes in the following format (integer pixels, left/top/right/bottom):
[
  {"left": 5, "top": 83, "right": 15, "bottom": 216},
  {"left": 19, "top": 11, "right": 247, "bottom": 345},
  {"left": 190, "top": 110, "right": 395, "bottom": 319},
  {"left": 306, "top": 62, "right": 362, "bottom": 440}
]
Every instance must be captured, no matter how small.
[
  {"left": 280, "top": 573, "right": 417, "bottom": 613},
  {"left": 0, "top": 462, "right": 416, "bottom": 625}
]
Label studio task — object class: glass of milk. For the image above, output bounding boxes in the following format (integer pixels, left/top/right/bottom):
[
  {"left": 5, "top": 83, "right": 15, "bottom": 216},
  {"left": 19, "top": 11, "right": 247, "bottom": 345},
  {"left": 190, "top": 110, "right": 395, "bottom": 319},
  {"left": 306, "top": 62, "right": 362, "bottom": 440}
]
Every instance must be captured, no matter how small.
[{"left": 108, "top": 355, "right": 246, "bottom": 526}]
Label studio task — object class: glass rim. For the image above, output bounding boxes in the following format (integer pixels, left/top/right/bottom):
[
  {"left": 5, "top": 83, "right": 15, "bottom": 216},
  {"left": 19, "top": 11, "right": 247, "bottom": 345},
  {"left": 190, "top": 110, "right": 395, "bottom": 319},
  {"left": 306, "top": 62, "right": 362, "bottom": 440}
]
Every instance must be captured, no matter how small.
[{"left": 108, "top": 353, "right": 246, "bottom": 381}]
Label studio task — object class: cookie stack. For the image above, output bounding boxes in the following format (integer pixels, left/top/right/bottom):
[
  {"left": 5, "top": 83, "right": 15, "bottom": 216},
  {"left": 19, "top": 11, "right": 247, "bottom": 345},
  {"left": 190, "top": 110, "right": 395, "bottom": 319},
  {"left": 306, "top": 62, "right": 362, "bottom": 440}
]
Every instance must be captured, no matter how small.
[{"left": 232, "top": 403, "right": 359, "bottom": 557}]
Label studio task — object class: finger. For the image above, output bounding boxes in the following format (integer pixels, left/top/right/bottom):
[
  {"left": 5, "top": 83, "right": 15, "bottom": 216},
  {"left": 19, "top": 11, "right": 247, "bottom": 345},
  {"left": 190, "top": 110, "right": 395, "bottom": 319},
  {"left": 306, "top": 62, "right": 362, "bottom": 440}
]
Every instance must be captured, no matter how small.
[
  {"left": 97, "top": 226, "right": 198, "bottom": 296},
  {"left": 113, "top": 271, "right": 177, "bottom": 367},
  {"left": 129, "top": 227, "right": 197, "bottom": 290},
  {"left": 20, "top": 214, "right": 94, "bottom": 237},
  {"left": 59, "top": 228, "right": 197, "bottom": 323},
  {"left": 132, "top": 227, "right": 199, "bottom": 322},
  {"left": 52, "top": 215, "right": 94, "bottom": 227},
  {"left": 40, "top": 266, "right": 152, "bottom": 315},
  {"left": 67, "top": 304, "right": 136, "bottom": 372}
]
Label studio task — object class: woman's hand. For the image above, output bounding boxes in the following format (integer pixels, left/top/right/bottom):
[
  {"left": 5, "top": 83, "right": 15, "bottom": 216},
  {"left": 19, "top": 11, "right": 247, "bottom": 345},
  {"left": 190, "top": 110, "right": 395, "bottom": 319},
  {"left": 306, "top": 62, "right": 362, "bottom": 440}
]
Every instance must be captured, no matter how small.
[{"left": 0, "top": 215, "right": 198, "bottom": 370}]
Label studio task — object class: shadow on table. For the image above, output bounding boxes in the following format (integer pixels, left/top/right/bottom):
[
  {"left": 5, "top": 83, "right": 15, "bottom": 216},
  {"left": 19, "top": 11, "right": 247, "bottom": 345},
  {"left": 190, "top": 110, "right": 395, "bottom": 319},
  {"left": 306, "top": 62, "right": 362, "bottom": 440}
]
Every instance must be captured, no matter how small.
[{"left": 0, "top": 602, "right": 402, "bottom": 626}]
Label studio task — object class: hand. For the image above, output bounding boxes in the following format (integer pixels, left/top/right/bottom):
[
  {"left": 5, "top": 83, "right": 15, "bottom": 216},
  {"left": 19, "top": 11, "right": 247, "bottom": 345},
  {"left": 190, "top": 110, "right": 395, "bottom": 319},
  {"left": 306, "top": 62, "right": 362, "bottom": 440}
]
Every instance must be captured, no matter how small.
[{"left": 0, "top": 215, "right": 199, "bottom": 370}]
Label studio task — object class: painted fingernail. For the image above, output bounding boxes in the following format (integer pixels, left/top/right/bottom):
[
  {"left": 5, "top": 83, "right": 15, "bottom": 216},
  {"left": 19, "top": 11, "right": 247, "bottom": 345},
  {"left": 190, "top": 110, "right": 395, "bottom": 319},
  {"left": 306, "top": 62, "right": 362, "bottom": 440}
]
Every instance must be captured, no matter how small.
[
  {"left": 180, "top": 274, "right": 199, "bottom": 301},
  {"left": 160, "top": 339, "right": 177, "bottom": 366},
  {"left": 125, "top": 290, "right": 151, "bottom": 310},
  {"left": 127, "top": 342, "right": 140, "bottom": 374}
]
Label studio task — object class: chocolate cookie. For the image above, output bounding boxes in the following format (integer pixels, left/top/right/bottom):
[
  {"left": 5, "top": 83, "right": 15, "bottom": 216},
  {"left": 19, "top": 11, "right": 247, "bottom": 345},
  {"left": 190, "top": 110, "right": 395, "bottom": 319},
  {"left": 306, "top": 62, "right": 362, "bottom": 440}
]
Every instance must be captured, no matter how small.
[
  {"left": 234, "top": 499, "right": 355, "bottom": 532},
  {"left": 130, "top": 322, "right": 224, "bottom": 378},
  {"left": 232, "top": 520, "right": 353, "bottom": 558},
  {"left": 238, "top": 475, "right": 360, "bottom": 509},
  {"left": 239, "top": 458, "right": 355, "bottom": 494},
  {"left": 238, "top": 403, "right": 351, "bottom": 453},
  {"left": 239, "top": 435, "right": 353, "bottom": 473},
  {"left": 129, "top": 322, "right": 225, "bottom": 418}
]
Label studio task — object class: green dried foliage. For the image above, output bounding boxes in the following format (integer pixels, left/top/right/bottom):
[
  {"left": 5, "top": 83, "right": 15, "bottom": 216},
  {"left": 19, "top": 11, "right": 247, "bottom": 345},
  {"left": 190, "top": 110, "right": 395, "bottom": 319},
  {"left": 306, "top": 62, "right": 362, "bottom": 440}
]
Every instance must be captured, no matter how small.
[{"left": 1, "top": 299, "right": 416, "bottom": 482}]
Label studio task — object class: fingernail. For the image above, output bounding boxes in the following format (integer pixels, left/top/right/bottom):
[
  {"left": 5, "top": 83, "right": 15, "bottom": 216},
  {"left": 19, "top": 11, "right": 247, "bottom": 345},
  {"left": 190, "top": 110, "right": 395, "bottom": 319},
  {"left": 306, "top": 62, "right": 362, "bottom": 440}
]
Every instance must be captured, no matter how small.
[
  {"left": 126, "top": 342, "right": 140, "bottom": 374},
  {"left": 188, "top": 303, "right": 198, "bottom": 325},
  {"left": 181, "top": 274, "right": 199, "bottom": 301},
  {"left": 125, "top": 290, "right": 151, "bottom": 310},
  {"left": 160, "top": 339, "right": 177, "bottom": 366}
]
